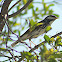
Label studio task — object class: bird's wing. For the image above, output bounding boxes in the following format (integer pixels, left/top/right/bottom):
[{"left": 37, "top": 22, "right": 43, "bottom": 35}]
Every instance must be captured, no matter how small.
[{"left": 19, "top": 21, "right": 45, "bottom": 40}]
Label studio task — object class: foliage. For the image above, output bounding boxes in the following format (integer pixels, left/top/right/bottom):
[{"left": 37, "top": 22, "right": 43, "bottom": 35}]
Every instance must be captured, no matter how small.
[
  {"left": 0, "top": 0, "right": 2, "bottom": 2},
  {"left": 21, "top": 51, "right": 37, "bottom": 61},
  {"left": 29, "top": 19, "right": 43, "bottom": 31},
  {"left": 0, "top": 0, "right": 62, "bottom": 62}
]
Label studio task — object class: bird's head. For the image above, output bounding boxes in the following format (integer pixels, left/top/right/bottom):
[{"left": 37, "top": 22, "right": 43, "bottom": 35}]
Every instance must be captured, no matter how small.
[{"left": 43, "top": 15, "right": 58, "bottom": 24}]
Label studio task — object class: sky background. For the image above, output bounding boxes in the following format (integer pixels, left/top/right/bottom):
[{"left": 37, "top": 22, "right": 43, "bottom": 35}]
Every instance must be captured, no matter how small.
[
  {"left": 0, "top": 0, "right": 62, "bottom": 61},
  {"left": 10, "top": 0, "right": 62, "bottom": 57}
]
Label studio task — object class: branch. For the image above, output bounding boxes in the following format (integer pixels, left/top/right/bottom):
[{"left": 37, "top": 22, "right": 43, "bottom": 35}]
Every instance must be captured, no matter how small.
[
  {"left": 0, "top": 0, "right": 13, "bottom": 32},
  {"left": 0, "top": 48, "right": 8, "bottom": 52},
  {"left": 51, "top": 31, "right": 62, "bottom": 38},
  {"left": 18, "top": 31, "right": 62, "bottom": 62},
  {"left": 29, "top": 31, "right": 62, "bottom": 52},
  {"left": 0, "top": 53, "right": 21, "bottom": 61},
  {"left": 0, "top": 53, "right": 12, "bottom": 59},
  {"left": 0, "top": 13, "right": 4, "bottom": 32},
  {"left": 8, "top": 0, "right": 22, "bottom": 12},
  {"left": 1, "top": 0, "right": 13, "bottom": 15},
  {"left": 8, "top": 0, "right": 33, "bottom": 18}
]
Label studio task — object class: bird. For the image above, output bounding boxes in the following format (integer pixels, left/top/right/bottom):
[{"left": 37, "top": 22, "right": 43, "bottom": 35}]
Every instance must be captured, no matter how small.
[{"left": 11, "top": 15, "right": 58, "bottom": 47}]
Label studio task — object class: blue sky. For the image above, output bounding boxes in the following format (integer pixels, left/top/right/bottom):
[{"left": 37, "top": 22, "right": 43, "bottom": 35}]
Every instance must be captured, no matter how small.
[
  {"left": 0, "top": 0, "right": 62, "bottom": 61},
  {"left": 9, "top": 0, "right": 62, "bottom": 54}
]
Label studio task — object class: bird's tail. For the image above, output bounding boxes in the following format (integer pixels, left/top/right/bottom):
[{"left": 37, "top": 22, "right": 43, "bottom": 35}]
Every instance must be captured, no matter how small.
[{"left": 11, "top": 40, "right": 19, "bottom": 47}]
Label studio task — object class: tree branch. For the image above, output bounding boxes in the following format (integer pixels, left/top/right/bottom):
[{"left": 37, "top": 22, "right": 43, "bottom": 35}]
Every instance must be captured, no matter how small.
[
  {"left": 18, "top": 31, "right": 62, "bottom": 62},
  {"left": 8, "top": 0, "right": 33, "bottom": 18},
  {"left": 1, "top": 0, "right": 13, "bottom": 15},
  {"left": 8, "top": 0, "right": 22, "bottom": 12},
  {"left": 29, "top": 31, "right": 62, "bottom": 52},
  {"left": 0, "top": 0, "right": 13, "bottom": 32},
  {"left": 51, "top": 31, "right": 62, "bottom": 38}
]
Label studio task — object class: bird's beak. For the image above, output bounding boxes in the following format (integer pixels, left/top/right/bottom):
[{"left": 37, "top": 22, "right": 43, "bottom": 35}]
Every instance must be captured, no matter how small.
[{"left": 55, "top": 17, "right": 58, "bottom": 19}]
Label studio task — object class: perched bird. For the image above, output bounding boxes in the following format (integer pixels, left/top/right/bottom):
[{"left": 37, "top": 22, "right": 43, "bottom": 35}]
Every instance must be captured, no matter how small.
[{"left": 11, "top": 15, "right": 58, "bottom": 47}]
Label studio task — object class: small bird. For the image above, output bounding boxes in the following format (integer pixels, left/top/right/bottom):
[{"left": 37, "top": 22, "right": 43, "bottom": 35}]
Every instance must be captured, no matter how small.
[{"left": 11, "top": 15, "right": 58, "bottom": 47}]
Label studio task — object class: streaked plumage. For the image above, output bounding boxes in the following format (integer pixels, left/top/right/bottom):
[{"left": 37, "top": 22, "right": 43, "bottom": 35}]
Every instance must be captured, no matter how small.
[{"left": 11, "top": 15, "right": 58, "bottom": 47}]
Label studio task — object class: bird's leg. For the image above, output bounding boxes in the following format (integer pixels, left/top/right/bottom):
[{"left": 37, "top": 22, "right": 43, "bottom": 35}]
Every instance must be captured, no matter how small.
[
  {"left": 31, "top": 41, "right": 37, "bottom": 46},
  {"left": 29, "top": 39, "right": 31, "bottom": 48},
  {"left": 30, "top": 41, "right": 38, "bottom": 49},
  {"left": 29, "top": 39, "right": 37, "bottom": 48}
]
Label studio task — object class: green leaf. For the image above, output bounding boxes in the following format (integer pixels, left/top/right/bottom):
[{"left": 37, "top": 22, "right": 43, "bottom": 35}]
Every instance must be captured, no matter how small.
[
  {"left": 23, "top": 0, "right": 27, "bottom": 4},
  {"left": 13, "top": 30, "right": 17, "bottom": 33},
  {"left": 48, "top": 58, "right": 57, "bottom": 62},
  {"left": 29, "top": 19, "right": 36, "bottom": 27},
  {"left": 22, "top": 27, "right": 24, "bottom": 30},
  {"left": 32, "top": 9, "right": 35, "bottom": 16},
  {"left": 29, "top": 19, "right": 37, "bottom": 31},
  {"left": 58, "top": 42, "right": 62, "bottom": 46},
  {"left": 60, "top": 60, "right": 62, "bottom": 62},
  {"left": 14, "top": 23, "right": 21, "bottom": 26},
  {"left": 36, "top": 7, "right": 38, "bottom": 11},
  {"left": 53, "top": 14, "right": 59, "bottom": 17},
  {"left": 52, "top": 53, "right": 62, "bottom": 58},
  {"left": 28, "top": 3, "right": 33, "bottom": 9},
  {"left": 44, "top": 35, "right": 50, "bottom": 43},
  {"left": 17, "top": 5, "right": 20, "bottom": 10},
  {"left": 45, "top": 26, "right": 52, "bottom": 33},
  {"left": 0, "top": 0, "right": 2, "bottom": 2},
  {"left": 0, "top": 48, "right": 7, "bottom": 52},
  {"left": 39, "top": 45, "right": 48, "bottom": 56},
  {"left": 43, "top": 3, "right": 47, "bottom": 14},
  {"left": 49, "top": 9, "right": 54, "bottom": 14},
  {"left": 48, "top": 4, "right": 54, "bottom": 7},
  {"left": 55, "top": 36, "right": 61, "bottom": 46},
  {"left": 21, "top": 52, "right": 36, "bottom": 60},
  {"left": 29, "top": 19, "right": 44, "bottom": 32},
  {"left": 56, "top": 36, "right": 61, "bottom": 42},
  {"left": 18, "top": 30, "right": 20, "bottom": 36},
  {"left": 50, "top": 37, "right": 55, "bottom": 43},
  {"left": 42, "top": 0, "right": 44, "bottom": 2}
]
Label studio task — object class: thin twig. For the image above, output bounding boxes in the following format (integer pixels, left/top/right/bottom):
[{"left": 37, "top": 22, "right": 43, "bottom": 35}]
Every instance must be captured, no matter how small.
[
  {"left": 29, "top": 31, "right": 62, "bottom": 53},
  {"left": 4, "top": 19, "right": 19, "bottom": 38},
  {"left": 8, "top": 0, "right": 33, "bottom": 18},
  {"left": 8, "top": 49, "right": 17, "bottom": 61},
  {"left": 0, "top": 52, "right": 21, "bottom": 61},
  {"left": 6, "top": 21, "right": 9, "bottom": 47},
  {"left": 0, "top": 53, "right": 12, "bottom": 59},
  {"left": 8, "top": 46, "right": 20, "bottom": 53},
  {"left": 20, "top": 42, "right": 31, "bottom": 49},
  {"left": 33, "top": 52, "right": 39, "bottom": 62},
  {"left": 18, "top": 31, "right": 62, "bottom": 62},
  {"left": 8, "top": 0, "right": 21, "bottom": 12},
  {"left": 51, "top": 31, "right": 62, "bottom": 38}
]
